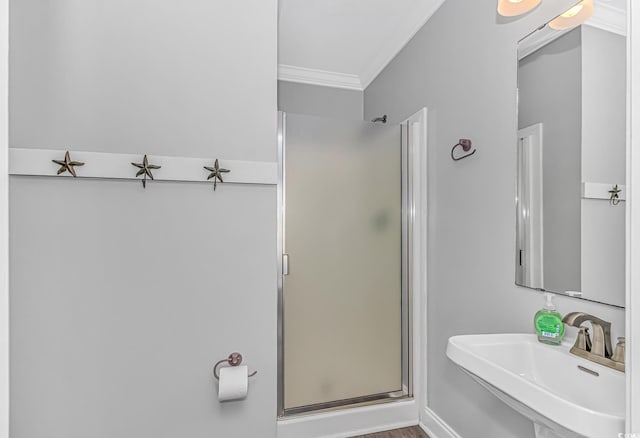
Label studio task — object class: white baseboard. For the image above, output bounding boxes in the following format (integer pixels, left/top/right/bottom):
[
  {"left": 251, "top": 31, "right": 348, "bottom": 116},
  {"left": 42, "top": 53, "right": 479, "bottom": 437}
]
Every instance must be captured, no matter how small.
[
  {"left": 420, "top": 407, "right": 460, "bottom": 438},
  {"left": 277, "top": 400, "right": 418, "bottom": 438}
]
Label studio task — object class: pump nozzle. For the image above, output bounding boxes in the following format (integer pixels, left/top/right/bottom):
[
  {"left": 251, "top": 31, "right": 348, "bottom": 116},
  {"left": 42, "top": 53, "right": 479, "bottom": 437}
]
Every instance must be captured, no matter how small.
[{"left": 543, "top": 292, "right": 556, "bottom": 311}]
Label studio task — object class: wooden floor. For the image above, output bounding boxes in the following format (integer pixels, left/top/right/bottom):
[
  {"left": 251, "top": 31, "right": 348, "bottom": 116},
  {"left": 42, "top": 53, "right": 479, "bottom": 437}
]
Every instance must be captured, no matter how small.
[{"left": 351, "top": 426, "right": 429, "bottom": 438}]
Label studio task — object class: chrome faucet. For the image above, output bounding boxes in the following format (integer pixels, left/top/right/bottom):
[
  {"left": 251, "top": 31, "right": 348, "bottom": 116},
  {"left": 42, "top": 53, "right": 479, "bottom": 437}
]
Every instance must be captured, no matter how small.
[{"left": 562, "top": 312, "right": 624, "bottom": 372}]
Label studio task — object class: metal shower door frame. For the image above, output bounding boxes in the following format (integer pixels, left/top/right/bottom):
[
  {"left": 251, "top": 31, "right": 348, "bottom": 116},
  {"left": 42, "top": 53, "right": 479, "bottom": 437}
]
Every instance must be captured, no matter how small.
[{"left": 276, "top": 111, "right": 414, "bottom": 417}]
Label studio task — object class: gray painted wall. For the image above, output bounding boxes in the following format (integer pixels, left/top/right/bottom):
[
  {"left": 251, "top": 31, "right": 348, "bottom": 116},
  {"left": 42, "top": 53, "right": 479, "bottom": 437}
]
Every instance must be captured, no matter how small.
[
  {"left": 581, "top": 26, "right": 626, "bottom": 307},
  {"left": 10, "top": 0, "right": 276, "bottom": 162},
  {"left": 278, "top": 80, "right": 363, "bottom": 120},
  {"left": 9, "top": 1, "right": 277, "bottom": 437},
  {"left": 518, "top": 28, "right": 582, "bottom": 295},
  {"left": 364, "top": 0, "right": 626, "bottom": 437}
]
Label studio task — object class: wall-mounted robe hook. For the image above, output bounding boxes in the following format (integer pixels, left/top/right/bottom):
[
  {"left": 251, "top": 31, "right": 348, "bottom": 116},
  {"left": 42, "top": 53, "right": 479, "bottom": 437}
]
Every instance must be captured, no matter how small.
[
  {"left": 609, "top": 184, "right": 622, "bottom": 206},
  {"left": 213, "top": 352, "right": 257, "bottom": 380},
  {"left": 451, "top": 139, "right": 476, "bottom": 161},
  {"left": 131, "top": 154, "right": 161, "bottom": 188},
  {"left": 52, "top": 150, "right": 84, "bottom": 177},
  {"left": 204, "top": 159, "right": 230, "bottom": 191}
]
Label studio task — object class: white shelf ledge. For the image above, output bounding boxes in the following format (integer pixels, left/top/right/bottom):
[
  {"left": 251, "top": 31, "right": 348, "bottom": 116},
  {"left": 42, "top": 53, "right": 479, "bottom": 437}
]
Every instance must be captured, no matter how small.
[
  {"left": 582, "top": 182, "right": 626, "bottom": 201},
  {"left": 9, "top": 148, "right": 277, "bottom": 186}
]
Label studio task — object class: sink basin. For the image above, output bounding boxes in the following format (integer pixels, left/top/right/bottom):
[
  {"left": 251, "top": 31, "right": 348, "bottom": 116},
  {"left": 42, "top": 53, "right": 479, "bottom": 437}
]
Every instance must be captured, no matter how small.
[{"left": 446, "top": 333, "right": 625, "bottom": 438}]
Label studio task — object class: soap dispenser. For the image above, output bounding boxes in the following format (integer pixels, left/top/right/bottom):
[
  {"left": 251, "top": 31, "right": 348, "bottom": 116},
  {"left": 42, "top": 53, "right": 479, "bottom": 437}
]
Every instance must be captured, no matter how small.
[{"left": 534, "top": 293, "right": 565, "bottom": 345}]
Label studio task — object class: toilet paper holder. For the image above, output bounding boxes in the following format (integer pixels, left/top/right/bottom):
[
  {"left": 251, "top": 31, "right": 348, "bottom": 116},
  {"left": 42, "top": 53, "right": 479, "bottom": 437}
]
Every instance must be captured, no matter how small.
[{"left": 213, "top": 352, "right": 258, "bottom": 380}]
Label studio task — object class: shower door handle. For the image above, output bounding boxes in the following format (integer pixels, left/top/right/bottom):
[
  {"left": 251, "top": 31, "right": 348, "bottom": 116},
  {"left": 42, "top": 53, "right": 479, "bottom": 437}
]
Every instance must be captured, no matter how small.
[{"left": 283, "top": 254, "right": 290, "bottom": 276}]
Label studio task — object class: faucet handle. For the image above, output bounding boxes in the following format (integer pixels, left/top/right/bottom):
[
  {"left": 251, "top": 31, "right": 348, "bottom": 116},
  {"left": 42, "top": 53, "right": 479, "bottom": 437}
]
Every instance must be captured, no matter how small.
[
  {"left": 575, "top": 327, "right": 592, "bottom": 351},
  {"left": 612, "top": 337, "right": 625, "bottom": 363},
  {"left": 584, "top": 327, "right": 592, "bottom": 351}
]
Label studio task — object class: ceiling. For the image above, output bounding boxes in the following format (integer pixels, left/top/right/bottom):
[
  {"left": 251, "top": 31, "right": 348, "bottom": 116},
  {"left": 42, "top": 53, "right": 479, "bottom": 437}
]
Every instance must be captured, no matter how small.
[
  {"left": 278, "top": 0, "right": 626, "bottom": 92},
  {"left": 278, "top": 0, "right": 446, "bottom": 91}
]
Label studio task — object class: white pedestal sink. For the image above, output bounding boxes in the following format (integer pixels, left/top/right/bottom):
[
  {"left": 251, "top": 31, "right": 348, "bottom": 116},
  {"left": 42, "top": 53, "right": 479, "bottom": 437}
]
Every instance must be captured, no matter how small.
[{"left": 446, "top": 334, "right": 625, "bottom": 438}]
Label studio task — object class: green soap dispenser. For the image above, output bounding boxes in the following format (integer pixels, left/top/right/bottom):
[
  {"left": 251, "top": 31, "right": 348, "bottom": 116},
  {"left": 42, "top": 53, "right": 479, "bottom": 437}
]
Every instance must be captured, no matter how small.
[{"left": 534, "top": 293, "right": 565, "bottom": 345}]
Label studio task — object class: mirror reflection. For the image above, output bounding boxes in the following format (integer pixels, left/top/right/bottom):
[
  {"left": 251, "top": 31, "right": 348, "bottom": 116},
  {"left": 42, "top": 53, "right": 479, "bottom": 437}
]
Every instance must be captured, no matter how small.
[{"left": 516, "top": 15, "right": 626, "bottom": 307}]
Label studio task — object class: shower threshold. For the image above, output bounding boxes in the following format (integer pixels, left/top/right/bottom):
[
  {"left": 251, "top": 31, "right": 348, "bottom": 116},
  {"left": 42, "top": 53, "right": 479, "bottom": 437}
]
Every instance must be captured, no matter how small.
[{"left": 281, "top": 391, "right": 410, "bottom": 418}]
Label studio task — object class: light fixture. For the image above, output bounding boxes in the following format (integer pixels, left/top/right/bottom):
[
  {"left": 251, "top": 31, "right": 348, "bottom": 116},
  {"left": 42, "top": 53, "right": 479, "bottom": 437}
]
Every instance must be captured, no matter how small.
[
  {"left": 549, "top": 0, "right": 595, "bottom": 30},
  {"left": 497, "top": 0, "right": 542, "bottom": 17}
]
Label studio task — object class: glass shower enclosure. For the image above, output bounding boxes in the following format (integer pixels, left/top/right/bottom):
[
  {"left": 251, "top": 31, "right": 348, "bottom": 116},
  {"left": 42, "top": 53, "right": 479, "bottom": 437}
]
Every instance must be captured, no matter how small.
[{"left": 277, "top": 112, "right": 412, "bottom": 416}]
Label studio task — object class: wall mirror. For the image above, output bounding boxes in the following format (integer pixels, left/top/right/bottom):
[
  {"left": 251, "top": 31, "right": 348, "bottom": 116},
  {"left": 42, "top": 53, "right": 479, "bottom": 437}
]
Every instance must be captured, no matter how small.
[{"left": 515, "top": 3, "right": 626, "bottom": 308}]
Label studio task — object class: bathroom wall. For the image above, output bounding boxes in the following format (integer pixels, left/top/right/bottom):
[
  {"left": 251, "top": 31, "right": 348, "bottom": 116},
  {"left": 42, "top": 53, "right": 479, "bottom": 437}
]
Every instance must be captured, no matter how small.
[
  {"left": 278, "top": 80, "right": 363, "bottom": 120},
  {"left": 364, "top": 0, "right": 626, "bottom": 437},
  {"left": 9, "top": 1, "right": 277, "bottom": 438},
  {"left": 518, "top": 28, "right": 582, "bottom": 295},
  {"left": 10, "top": 1, "right": 276, "bottom": 162}
]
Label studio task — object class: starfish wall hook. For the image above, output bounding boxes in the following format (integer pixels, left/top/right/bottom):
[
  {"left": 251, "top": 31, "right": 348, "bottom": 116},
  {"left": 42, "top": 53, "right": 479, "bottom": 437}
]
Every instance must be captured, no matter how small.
[
  {"left": 131, "top": 154, "right": 161, "bottom": 188},
  {"left": 52, "top": 151, "right": 85, "bottom": 177},
  {"left": 609, "top": 184, "right": 622, "bottom": 206},
  {"left": 204, "top": 159, "right": 230, "bottom": 191}
]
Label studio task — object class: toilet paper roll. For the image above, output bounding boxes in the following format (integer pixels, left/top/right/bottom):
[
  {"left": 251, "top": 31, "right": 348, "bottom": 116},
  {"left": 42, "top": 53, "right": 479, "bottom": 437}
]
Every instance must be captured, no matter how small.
[{"left": 218, "top": 365, "right": 249, "bottom": 402}]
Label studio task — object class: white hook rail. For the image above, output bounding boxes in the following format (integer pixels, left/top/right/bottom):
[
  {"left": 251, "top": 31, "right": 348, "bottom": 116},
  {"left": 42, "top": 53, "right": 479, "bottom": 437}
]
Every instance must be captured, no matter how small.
[{"left": 9, "top": 148, "right": 278, "bottom": 186}]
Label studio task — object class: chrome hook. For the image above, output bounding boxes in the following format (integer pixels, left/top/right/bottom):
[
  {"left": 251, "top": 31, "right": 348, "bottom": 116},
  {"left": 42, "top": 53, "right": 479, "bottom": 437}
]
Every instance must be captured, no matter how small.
[{"left": 213, "top": 352, "right": 258, "bottom": 380}]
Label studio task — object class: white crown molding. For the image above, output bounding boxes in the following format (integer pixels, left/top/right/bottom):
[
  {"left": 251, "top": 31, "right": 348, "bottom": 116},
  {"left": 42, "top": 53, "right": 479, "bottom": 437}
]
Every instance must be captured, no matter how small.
[
  {"left": 278, "top": 0, "right": 445, "bottom": 92},
  {"left": 519, "top": 3, "right": 627, "bottom": 60},
  {"left": 279, "top": 0, "right": 620, "bottom": 92},
  {"left": 518, "top": 26, "right": 571, "bottom": 60},
  {"left": 277, "top": 64, "right": 363, "bottom": 91},
  {"left": 585, "top": 3, "right": 626, "bottom": 36},
  {"left": 359, "top": 0, "right": 447, "bottom": 89}
]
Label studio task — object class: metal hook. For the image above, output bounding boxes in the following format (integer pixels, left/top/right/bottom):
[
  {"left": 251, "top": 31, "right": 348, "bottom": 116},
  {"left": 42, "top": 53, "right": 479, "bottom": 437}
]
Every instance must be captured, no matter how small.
[
  {"left": 52, "top": 150, "right": 85, "bottom": 177},
  {"left": 213, "top": 352, "right": 258, "bottom": 380},
  {"left": 609, "top": 184, "right": 622, "bottom": 206},
  {"left": 451, "top": 139, "right": 476, "bottom": 161},
  {"left": 371, "top": 115, "right": 387, "bottom": 124},
  {"left": 131, "top": 154, "right": 161, "bottom": 188},
  {"left": 203, "top": 158, "right": 230, "bottom": 191}
]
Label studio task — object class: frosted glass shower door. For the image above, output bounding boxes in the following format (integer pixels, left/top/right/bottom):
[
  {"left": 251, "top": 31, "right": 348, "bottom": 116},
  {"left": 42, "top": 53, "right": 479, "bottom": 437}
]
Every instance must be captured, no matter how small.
[{"left": 282, "top": 113, "right": 403, "bottom": 411}]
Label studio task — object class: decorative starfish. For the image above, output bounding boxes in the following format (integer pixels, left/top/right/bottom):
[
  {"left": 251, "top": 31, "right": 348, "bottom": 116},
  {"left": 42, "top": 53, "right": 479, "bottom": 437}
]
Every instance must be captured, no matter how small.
[
  {"left": 203, "top": 159, "right": 230, "bottom": 191},
  {"left": 609, "top": 184, "right": 622, "bottom": 206},
  {"left": 131, "top": 154, "right": 161, "bottom": 188},
  {"left": 52, "top": 151, "right": 84, "bottom": 177}
]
